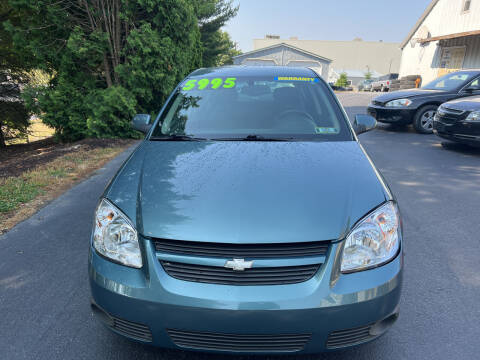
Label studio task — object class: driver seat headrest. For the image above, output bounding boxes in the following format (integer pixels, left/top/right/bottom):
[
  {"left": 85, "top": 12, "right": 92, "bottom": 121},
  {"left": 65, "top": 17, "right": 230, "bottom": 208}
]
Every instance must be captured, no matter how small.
[{"left": 273, "top": 87, "right": 301, "bottom": 108}]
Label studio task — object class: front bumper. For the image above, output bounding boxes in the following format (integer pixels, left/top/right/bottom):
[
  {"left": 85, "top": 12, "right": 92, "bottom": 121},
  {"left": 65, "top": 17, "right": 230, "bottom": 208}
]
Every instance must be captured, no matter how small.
[
  {"left": 89, "top": 239, "right": 403, "bottom": 354},
  {"left": 433, "top": 120, "right": 480, "bottom": 146},
  {"left": 367, "top": 104, "right": 416, "bottom": 124}
]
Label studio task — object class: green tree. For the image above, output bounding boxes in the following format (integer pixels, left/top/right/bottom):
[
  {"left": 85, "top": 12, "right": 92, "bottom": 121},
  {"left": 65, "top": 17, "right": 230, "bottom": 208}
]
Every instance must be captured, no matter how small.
[
  {"left": 193, "top": 0, "right": 239, "bottom": 67},
  {"left": 335, "top": 72, "right": 349, "bottom": 87},
  {"left": 365, "top": 71, "right": 372, "bottom": 80},
  {"left": 6, "top": 0, "right": 203, "bottom": 141},
  {"left": 0, "top": 1, "right": 35, "bottom": 74},
  {"left": 216, "top": 31, "right": 241, "bottom": 65},
  {"left": 0, "top": 1, "right": 34, "bottom": 147},
  {"left": 0, "top": 94, "right": 29, "bottom": 147}
]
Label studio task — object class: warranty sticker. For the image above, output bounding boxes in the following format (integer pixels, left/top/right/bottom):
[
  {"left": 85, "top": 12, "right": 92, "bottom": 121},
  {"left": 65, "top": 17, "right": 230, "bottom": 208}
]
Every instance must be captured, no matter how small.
[{"left": 275, "top": 76, "right": 319, "bottom": 82}]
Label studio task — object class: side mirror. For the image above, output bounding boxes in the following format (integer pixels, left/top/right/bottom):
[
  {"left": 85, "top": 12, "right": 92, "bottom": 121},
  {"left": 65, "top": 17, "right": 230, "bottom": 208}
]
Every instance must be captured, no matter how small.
[
  {"left": 354, "top": 114, "right": 376, "bottom": 135},
  {"left": 464, "top": 87, "right": 479, "bottom": 93},
  {"left": 132, "top": 114, "right": 151, "bottom": 134}
]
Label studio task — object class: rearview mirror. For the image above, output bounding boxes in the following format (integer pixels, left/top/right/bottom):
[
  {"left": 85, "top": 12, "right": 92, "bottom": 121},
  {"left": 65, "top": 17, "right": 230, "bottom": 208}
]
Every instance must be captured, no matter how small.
[
  {"left": 354, "top": 114, "right": 376, "bottom": 135},
  {"left": 132, "top": 114, "right": 151, "bottom": 134}
]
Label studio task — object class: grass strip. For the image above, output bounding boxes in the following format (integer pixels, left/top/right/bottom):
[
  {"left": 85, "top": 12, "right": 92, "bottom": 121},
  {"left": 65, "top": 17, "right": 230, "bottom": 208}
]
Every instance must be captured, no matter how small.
[{"left": 0, "top": 143, "right": 133, "bottom": 233}]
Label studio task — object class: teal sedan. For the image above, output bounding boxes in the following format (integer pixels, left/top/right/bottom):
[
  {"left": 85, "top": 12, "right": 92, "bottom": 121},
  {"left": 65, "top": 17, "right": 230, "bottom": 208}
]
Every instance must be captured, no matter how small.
[{"left": 89, "top": 66, "right": 403, "bottom": 354}]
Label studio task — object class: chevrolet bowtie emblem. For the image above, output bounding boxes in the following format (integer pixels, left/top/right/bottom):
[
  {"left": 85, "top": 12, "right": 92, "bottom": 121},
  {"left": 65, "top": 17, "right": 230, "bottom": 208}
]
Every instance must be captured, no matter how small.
[{"left": 224, "top": 258, "right": 253, "bottom": 271}]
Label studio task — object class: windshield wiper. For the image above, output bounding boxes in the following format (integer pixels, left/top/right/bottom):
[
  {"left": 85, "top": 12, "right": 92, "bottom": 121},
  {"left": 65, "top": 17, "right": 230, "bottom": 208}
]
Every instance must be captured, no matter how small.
[
  {"left": 149, "top": 135, "right": 208, "bottom": 141},
  {"left": 212, "top": 135, "right": 294, "bottom": 141}
]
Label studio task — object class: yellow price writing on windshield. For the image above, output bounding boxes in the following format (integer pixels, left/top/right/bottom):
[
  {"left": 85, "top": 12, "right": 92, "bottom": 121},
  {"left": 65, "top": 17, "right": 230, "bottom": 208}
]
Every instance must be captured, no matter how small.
[{"left": 182, "top": 77, "right": 236, "bottom": 91}]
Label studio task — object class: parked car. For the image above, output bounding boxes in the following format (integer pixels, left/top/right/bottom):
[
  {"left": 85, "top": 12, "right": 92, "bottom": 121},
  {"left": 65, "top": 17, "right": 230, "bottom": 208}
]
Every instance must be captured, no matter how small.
[
  {"left": 433, "top": 95, "right": 480, "bottom": 147},
  {"left": 371, "top": 73, "right": 399, "bottom": 92},
  {"left": 367, "top": 70, "right": 480, "bottom": 133},
  {"left": 329, "top": 82, "right": 347, "bottom": 91},
  {"left": 89, "top": 66, "right": 403, "bottom": 354},
  {"left": 358, "top": 79, "right": 374, "bottom": 91},
  {"left": 328, "top": 82, "right": 339, "bottom": 90}
]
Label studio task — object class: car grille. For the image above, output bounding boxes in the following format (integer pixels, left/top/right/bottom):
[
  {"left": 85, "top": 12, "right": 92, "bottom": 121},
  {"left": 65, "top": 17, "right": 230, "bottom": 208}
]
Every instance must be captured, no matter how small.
[
  {"left": 110, "top": 316, "right": 153, "bottom": 342},
  {"left": 326, "top": 324, "right": 374, "bottom": 349},
  {"left": 442, "top": 106, "right": 465, "bottom": 115},
  {"left": 454, "top": 134, "right": 480, "bottom": 140},
  {"left": 160, "top": 261, "right": 320, "bottom": 285},
  {"left": 436, "top": 106, "right": 467, "bottom": 124},
  {"left": 154, "top": 238, "right": 329, "bottom": 258},
  {"left": 436, "top": 114, "right": 460, "bottom": 125},
  {"left": 167, "top": 329, "right": 311, "bottom": 352}
]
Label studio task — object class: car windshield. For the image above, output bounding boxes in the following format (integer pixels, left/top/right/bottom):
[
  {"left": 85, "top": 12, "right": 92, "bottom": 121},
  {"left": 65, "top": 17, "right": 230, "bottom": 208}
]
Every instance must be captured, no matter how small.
[
  {"left": 421, "top": 72, "right": 478, "bottom": 91},
  {"left": 150, "top": 75, "right": 353, "bottom": 141}
]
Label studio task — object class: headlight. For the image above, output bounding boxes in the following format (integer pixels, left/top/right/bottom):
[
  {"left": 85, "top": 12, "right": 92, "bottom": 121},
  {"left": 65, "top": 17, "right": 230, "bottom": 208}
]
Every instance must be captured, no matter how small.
[
  {"left": 465, "top": 111, "right": 480, "bottom": 122},
  {"left": 341, "top": 202, "right": 400, "bottom": 273},
  {"left": 93, "top": 198, "right": 142, "bottom": 268},
  {"left": 385, "top": 99, "right": 412, "bottom": 107}
]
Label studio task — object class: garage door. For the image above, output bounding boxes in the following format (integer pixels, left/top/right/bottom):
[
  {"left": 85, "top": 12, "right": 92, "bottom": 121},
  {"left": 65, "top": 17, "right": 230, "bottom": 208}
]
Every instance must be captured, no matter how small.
[
  {"left": 286, "top": 61, "right": 322, "bottom": 77},
  {"left": 286, "top": 60, "right": 321, "bottom": 68},
  {"left": 242, "top": 59, "right": 276, "bottom": 66}
]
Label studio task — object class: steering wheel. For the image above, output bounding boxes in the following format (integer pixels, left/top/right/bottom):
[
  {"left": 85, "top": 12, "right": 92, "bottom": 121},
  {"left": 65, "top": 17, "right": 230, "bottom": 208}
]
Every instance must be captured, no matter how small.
[{"left": 275, "top": 109, "right": 317, "bottom": 132}]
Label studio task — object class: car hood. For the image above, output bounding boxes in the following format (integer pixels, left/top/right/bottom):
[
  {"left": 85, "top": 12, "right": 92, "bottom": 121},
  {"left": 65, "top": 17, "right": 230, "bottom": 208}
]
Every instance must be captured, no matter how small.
[
  {"left": 106, "top": 141, "right": 390, "bottom": 243},
  {"left": 443, "top": 95, "right": 480, "bottom": 111},
  {"left": 374, "top": 89, "right": 446, "bottom": 103}
]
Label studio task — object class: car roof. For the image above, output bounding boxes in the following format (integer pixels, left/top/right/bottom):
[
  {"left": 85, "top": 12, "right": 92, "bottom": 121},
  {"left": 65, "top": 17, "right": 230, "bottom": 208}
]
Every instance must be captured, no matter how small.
[
  {"left": 449, "top": 69, "right": 480, "bottom": 74},
  {"left": 188, "top": 66, "right": 318, "bottom": 79}
]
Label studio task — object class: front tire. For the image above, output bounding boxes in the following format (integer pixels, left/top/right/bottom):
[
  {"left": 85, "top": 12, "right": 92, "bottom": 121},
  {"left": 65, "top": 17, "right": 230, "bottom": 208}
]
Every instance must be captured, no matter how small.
[{"left": 413, "top": 105, "right": 437, "bottom": 134}]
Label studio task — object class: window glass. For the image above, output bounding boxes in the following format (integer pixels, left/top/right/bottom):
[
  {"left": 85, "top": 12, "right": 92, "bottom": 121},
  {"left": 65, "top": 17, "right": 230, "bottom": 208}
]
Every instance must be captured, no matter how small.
[
  {"left": 468, "top": 78, "right": 480, "bottom": 89},
  {"left": 151, "top": 76, "right": 353, "bottom": 141},
  {"left": 421, "top": 72, "right": 478, "bottom": 91}
]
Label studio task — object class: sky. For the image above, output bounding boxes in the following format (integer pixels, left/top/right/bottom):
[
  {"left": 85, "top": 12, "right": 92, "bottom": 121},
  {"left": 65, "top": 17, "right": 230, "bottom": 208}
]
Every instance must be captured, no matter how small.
[{"left": 224, "top": 0, "right": 432, "bottom": 52}]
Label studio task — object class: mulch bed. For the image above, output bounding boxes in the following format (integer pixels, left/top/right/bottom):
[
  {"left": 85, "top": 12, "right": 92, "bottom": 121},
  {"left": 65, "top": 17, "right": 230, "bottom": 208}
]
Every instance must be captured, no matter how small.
[{"left": 0, "top": 138, "right": 134, "bottom": 178}]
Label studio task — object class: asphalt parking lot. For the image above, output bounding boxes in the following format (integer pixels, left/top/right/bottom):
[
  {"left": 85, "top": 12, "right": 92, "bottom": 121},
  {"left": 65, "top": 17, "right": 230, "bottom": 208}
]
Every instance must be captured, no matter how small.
[{"left": 1, "top": 92, "right": 479, "bottom": 360}]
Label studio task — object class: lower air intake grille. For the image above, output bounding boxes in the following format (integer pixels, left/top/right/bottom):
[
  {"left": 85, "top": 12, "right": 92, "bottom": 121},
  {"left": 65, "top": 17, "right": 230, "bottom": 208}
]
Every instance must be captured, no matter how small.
[
  {"left": 111, "top": 316, "right": 153, "bottom": 342},
  {"left": 326, "top": 325, "right": 373, "bottom": 349},
  {"left": 161, "top": 261, "right": 320, "bottom": 285},
  {"left": 167, "top": 329, "right": 311, "bottom": 352}
]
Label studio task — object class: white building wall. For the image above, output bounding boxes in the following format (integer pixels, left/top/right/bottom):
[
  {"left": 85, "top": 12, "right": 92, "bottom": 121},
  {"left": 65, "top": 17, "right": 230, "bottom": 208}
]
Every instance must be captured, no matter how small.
[
  {"left": 399, "top": 0, "right": 480, "bottom": 84},
  {"left": 254, "top": 39, "right": 401, "bottom": 75},
  {"left": 399, "top": 40, "right": 441, "bottom": 83},
  {"left": 417, "top": 0, "right": 480, "bottom": 35}
]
